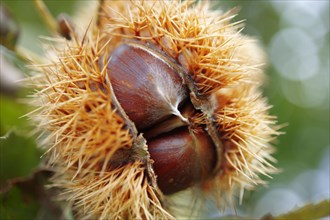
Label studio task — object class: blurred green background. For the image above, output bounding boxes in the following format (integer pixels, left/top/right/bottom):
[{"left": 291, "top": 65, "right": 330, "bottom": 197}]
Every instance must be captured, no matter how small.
[{"left": 0, "top": 0, "right": 329, "bottom": 219}]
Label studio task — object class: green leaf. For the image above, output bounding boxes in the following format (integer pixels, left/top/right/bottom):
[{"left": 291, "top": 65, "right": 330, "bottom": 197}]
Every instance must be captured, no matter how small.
[{"left": 262, "top": 200, "right": 330, "bottom": 220}]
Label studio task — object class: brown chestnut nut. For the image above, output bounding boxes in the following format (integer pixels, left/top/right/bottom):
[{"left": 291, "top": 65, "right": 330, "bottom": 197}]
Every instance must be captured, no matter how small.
[
  {"left": 148, "top": 127, "right": 216, "bottom": 194},
  {"left": 106, "top": 41, "right": 217, "bottom": 194},
  {"left": 107, "top": 43, "right": 189, "bottom": 130}
]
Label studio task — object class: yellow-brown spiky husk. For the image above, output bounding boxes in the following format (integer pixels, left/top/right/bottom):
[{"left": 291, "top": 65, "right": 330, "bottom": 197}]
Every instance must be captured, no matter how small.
[
  {"left": 29, "top": 34, "right": 171, "bottom": 219},
  {"left": 29, "top": 0, "right": 280, "bottom": 218}
]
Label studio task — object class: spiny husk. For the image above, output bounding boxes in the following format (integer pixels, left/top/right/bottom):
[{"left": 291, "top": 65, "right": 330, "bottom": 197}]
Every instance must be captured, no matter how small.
[
  {"left": 51, "top": 161, "right": 171, "bottom": 219},
  {"left": 29, "top": 31, "right": 172, "bottom": 219},
  {"left": 203, "top": 85, "right": 280, "bottom": 208},
  {"left": 97, "top": 0, "right": 279, "bottom": 206},
  {"left": 30, "top": 36, "right": 132, "bottom": 171},
  {"left": 29, "top": 0, "right": 280, "bottom": 218},
  {"left": 98, "top": 0, "right": 262, "bottom": 95}
]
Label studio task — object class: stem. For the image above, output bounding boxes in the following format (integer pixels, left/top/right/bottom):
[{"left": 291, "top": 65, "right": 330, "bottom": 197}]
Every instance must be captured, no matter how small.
[{"left": 33, "top": 0, "right": 58, "bottom": 34}]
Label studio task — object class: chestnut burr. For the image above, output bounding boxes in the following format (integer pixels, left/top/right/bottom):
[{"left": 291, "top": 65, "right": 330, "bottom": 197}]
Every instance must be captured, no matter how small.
[
  {"left": 107, "top": 42, "right": 217, "bottom": 194},
  {"left": 28, "top": 1, "right": 280, "bottom": 219}
]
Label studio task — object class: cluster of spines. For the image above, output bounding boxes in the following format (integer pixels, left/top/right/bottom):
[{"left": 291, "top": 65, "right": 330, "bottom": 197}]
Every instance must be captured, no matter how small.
[
  {"left": 100, "top": 0, "right": 249, "bottom": 95},
  {"left": 210, "top": 86, "right": 280, "bottom": 206},
  {"left": 29, "top": 32, "right": 171, "bottom": 219},
  {"left": 51, "top": 160, "right": 171, "bottom": 219}
]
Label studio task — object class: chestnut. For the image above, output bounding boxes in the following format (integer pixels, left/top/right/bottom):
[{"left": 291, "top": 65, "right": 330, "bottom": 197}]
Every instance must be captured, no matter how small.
[
  {"left": 107, "top": 43, "right": 189, "bottom": 130},
  {"left": 106, "top": 42, "right": 217, "bottom": 194},
  {"left": 147, "top": 127, "right": 216, "bottom": 194}
]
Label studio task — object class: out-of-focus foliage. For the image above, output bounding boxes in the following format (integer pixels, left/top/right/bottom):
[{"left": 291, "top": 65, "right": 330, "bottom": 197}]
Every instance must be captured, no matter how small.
[
  {"left": 211, "top": 1, "right": 330, "bottom": 218},
  {"left": 0, "top": 0, "right": 329, "bottom": 219},
  {"left": 0, "top": 1, "right": 76, "bottom": 219}
]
